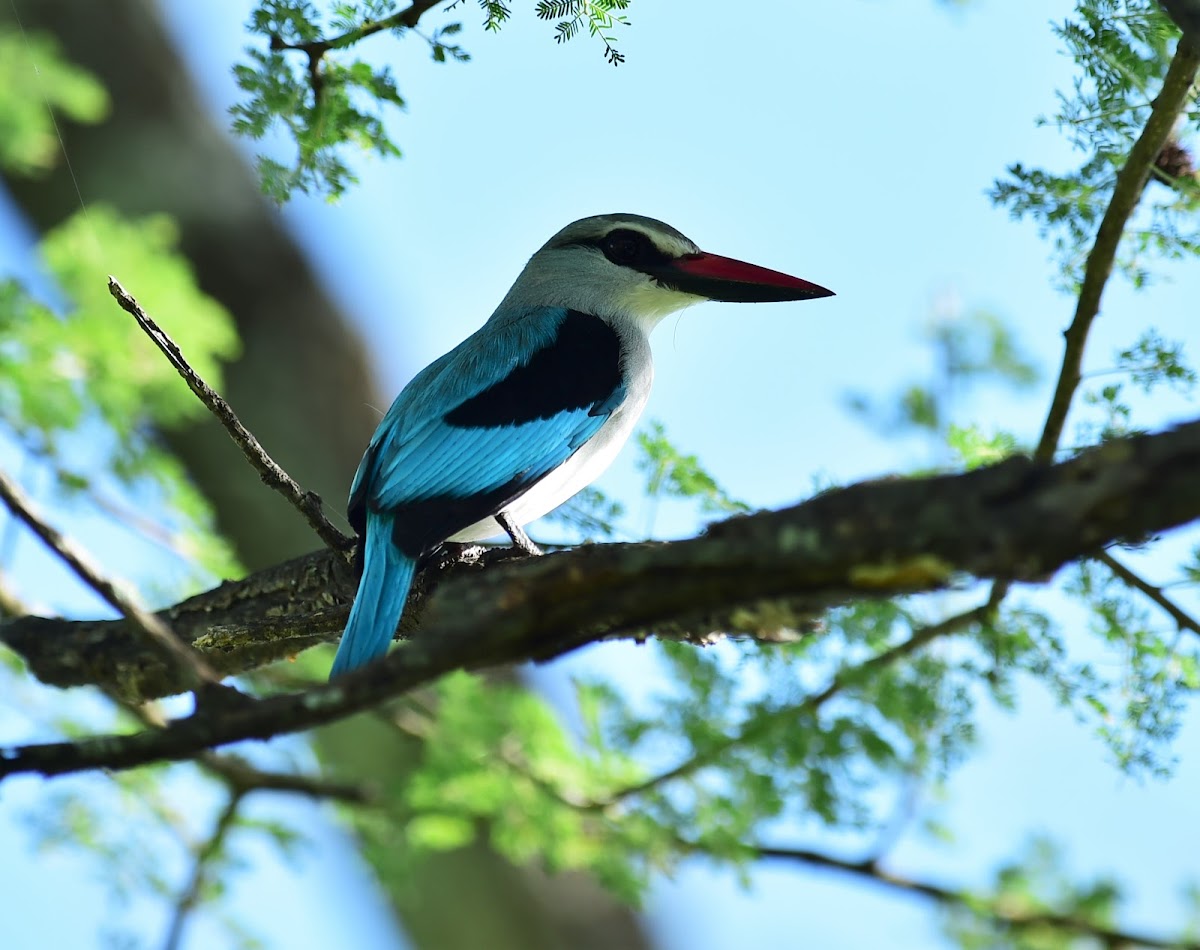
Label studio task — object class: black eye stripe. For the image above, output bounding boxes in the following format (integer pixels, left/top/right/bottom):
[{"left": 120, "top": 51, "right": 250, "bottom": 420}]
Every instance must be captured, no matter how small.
[
  {"left": 598, "top": 228, "right": 674, "bottom": 270},
  {"left": 552, "top": 227, "right": 677, "bottom": 273}
]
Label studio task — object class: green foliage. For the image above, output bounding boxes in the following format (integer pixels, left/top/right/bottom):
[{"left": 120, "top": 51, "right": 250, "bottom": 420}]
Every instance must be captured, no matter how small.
[
  {"left": 946, "top": 423, "right": 1021, "bottom": 469},
  {"left": 237, "top": 0, "right": 636, "bottom": 199},
  {"left": 943, "top": 837, "right": 1126, "bottom": 949},
  {"left": 1063, "top": 561, "right": 1197, "bottom": 775},
  {"left": 24, "top": 758, "right": 304, "bottom": 950},
  {"left": 235, "top": 1, "right": 426, "bottom": 201},
  {"left": 989, "top": 1, "right": 1200, "bottom": 289},
  {"left": 232, "top": 48, "right": 405, "bottom": 202},
  {"left": 1115, "top": 327, "right": 1197, "bottom": 393},
  {"left": 0, "top": 206, "right": 242, "bottom": 581},
  {"left": 1075, "top": 326, "right": 1196, "bottom": 445},
  {"left": 0, "top": 28, "right": 108, "bottom": 176},
  {"left": 384, "top": 671, "right": 652, "bottom": 902},
  {"left": 846, "top": 307, "right": 1038, "bottom": 453},
  {"left": 544, "top": 484, "right": 625, "bottom": 538},
  {"left": 636, "top": 420, "right": 751, "bottom": 536},
  {"left": 536, "top": 0, "right": 631, "bottom": 64}
]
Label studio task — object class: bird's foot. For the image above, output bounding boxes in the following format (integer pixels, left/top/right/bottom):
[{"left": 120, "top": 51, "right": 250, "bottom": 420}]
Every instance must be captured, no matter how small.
[{"left": 496, "top": 511, "right": 543, "bottom": 556}]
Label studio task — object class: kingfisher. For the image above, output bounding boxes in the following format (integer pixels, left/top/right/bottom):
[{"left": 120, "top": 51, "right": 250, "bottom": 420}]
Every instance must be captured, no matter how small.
[{"left": 330, "top": 213, "right": 833, "bottom": 676}]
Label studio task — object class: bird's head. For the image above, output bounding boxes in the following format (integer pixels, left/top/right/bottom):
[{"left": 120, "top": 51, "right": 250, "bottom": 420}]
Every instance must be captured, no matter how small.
[{"left": 501, "top": 213, "right": 833, "bottom": 330}]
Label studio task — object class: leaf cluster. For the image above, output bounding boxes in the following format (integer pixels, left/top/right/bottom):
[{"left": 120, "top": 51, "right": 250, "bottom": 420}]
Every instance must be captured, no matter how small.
[
  {"left": 0, "top": 41, "right": 242, "bottom": 584},
  {"left": 234, "top": 1, "right": 437, "bottom": 201},
  {"left": 989, "top": 0, "right": 1200, "bottom": 289},
  {"left": 536, "top": 0, "right": 631, "bottom": 64},
  {"left": 0, "top": 28, "right": 108, "bottom": 175},
  {"left": 235, "top": 1, "right": 636, "bottom": 200}
]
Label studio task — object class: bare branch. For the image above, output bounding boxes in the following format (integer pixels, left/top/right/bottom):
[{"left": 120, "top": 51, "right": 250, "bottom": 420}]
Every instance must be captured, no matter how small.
[
  {"left": 1, "top": 418, "right": 1199, "bottom": 778},
  {"left": 199, "top": 752, "right": 373, "bottom": 804},
  {"left": 0, "top": 463, "right": 222, "bottom": 693},
  {"left": 754, "top": 843, "right": 1199, "bottom": 950},
  {"left": 108, "top": 277, "right": 354, "bottom": 555}
]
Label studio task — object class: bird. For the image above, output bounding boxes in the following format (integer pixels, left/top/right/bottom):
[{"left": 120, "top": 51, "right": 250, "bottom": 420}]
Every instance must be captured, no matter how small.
[{"left": 330, "top": 213, "right": 833, "bottom": 677}]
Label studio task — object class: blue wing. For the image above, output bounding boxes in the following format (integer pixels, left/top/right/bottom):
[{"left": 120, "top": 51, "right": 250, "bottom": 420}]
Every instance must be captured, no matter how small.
[{"left": 349, "top": 307, "right": 626, "bottom": 556}]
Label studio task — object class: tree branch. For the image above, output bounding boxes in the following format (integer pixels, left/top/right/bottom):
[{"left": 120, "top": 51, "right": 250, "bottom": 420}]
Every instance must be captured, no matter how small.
[
  {"left": 1097, "top": 548, "right": 1200, "bottom": 640},
  {"left": 266, "top": 0, "right": 449, "bottom": 100},
  {"left": 108, "top": 277, "right": 353, "bottom": 555},
  {"left": 604, "top": 603, "right": 994, "bottom": 804},
  {"left": 1034, "top": 35, "right": 1200, "bottom": 464},
  {"left": 0, "top": 463, "right": 222, "bottom": 693},
  {"left": 1159, "top": 0, "right": 1200, "bottom": 38},
  {"left": 988, "top": 31, "right": 1200, "bottom": 613},
  {"left": 1, "top": 418, "right": 1199, "bottom": 778},
  {"left": 271, "top": 0, "right": 447, "bottom": 54},
  {"left": 753, "top": 843, "right": 1199, "bottom": 950},
  {"left": 161, "top": 789, "right": 245, "bottom": 950}
]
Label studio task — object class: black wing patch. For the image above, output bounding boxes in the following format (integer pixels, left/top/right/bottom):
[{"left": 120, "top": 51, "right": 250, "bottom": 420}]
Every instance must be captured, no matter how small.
[
  {"left": 347, "top": 444, "right": 375, "bottom": 539},
  {"left": 444, "top": 311, "right": 623, "bottom": 428},
  {"left": 389, "top": 479, "right": 529, "bottom": 558}
]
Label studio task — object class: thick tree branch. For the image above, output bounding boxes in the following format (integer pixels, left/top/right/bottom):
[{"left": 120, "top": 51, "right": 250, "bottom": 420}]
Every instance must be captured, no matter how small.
[
  {"left": 1, "top": 418, "right": 1199, "bottom": 778},
  {"left": 109, "top": 278, "right": 353, "bottom": 555}
]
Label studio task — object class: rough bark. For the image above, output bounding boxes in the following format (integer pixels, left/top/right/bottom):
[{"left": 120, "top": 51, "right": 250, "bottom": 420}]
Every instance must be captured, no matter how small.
[{"left": 4, "top": 416, "right": 1199, "bottom": 771}]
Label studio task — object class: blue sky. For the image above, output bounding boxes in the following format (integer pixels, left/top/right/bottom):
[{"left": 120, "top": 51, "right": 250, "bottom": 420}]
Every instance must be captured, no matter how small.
[{"left": 2, "top": 1, "right": 1200, "bottom": 948}]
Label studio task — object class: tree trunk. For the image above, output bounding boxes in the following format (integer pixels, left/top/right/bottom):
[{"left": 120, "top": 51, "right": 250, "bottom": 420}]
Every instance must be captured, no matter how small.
[{"left": 0, "top": 2, "right": 654, "bottom": 947}]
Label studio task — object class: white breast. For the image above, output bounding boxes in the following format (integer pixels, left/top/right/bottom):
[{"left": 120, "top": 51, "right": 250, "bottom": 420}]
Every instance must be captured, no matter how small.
[{"left": 450, "top": 325, "right": 653, "bottom": 543}]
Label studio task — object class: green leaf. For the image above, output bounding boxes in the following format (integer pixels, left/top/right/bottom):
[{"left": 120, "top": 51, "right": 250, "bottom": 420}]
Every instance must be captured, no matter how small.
[{"left": 0, "top": 28, "right": 108, "bottom": 175}]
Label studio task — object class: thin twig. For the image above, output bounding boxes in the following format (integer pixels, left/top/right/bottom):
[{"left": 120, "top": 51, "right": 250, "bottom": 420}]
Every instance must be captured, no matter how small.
[
  {"left": 270, "top": 0, "right": 445, "bottom": 54},
  {"left": 199, "top": 752, "right": 373, "bottom": 804},
  {"left": 161, "top": 790, "right": 244, "bottom": 950},
  {"left": 107, "top": 277, "right": 353, "bottom": 555},
  {"left": 0, "top": 464, "right": 220, "bottom": 691},
  {"left": 123, "top": 700, "right": 371, "bottom": 803},
  {"left": 750, "top": 843, "right": 1198, "bottom": 950},
  {"left": 604, "top": 603, "right": 994, "bottom": 804},
  {"left": 1098, "top": 549, "right": 1200, "bottom": 640},
  {"left": 267, "top": 0, "right": 447, "bottom": 102}
]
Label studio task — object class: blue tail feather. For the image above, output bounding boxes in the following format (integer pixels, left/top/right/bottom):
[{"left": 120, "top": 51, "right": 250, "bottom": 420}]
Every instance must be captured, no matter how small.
[{"left": 330, "top": 512, "right": 417, "bottom": 678}]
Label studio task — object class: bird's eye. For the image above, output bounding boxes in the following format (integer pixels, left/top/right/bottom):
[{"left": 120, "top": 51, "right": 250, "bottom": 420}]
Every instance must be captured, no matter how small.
[{"left": 601, "top": 229, "right": 647, "bottom": 267}]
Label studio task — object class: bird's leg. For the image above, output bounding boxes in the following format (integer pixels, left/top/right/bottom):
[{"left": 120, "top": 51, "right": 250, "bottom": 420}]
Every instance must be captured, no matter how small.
[{"left": 496, "top": 511, "right": 543, "bottom": 556}]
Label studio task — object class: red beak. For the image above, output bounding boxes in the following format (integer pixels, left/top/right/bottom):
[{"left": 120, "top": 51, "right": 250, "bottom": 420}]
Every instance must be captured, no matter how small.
[{"left": 651, "top": 251, "right": 834, "bottom": 303}]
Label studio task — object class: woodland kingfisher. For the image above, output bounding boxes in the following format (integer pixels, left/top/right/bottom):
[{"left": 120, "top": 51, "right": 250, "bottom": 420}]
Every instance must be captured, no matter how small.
[{"left": 330, "top": 213, "right": 833, "bottom": 677}]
